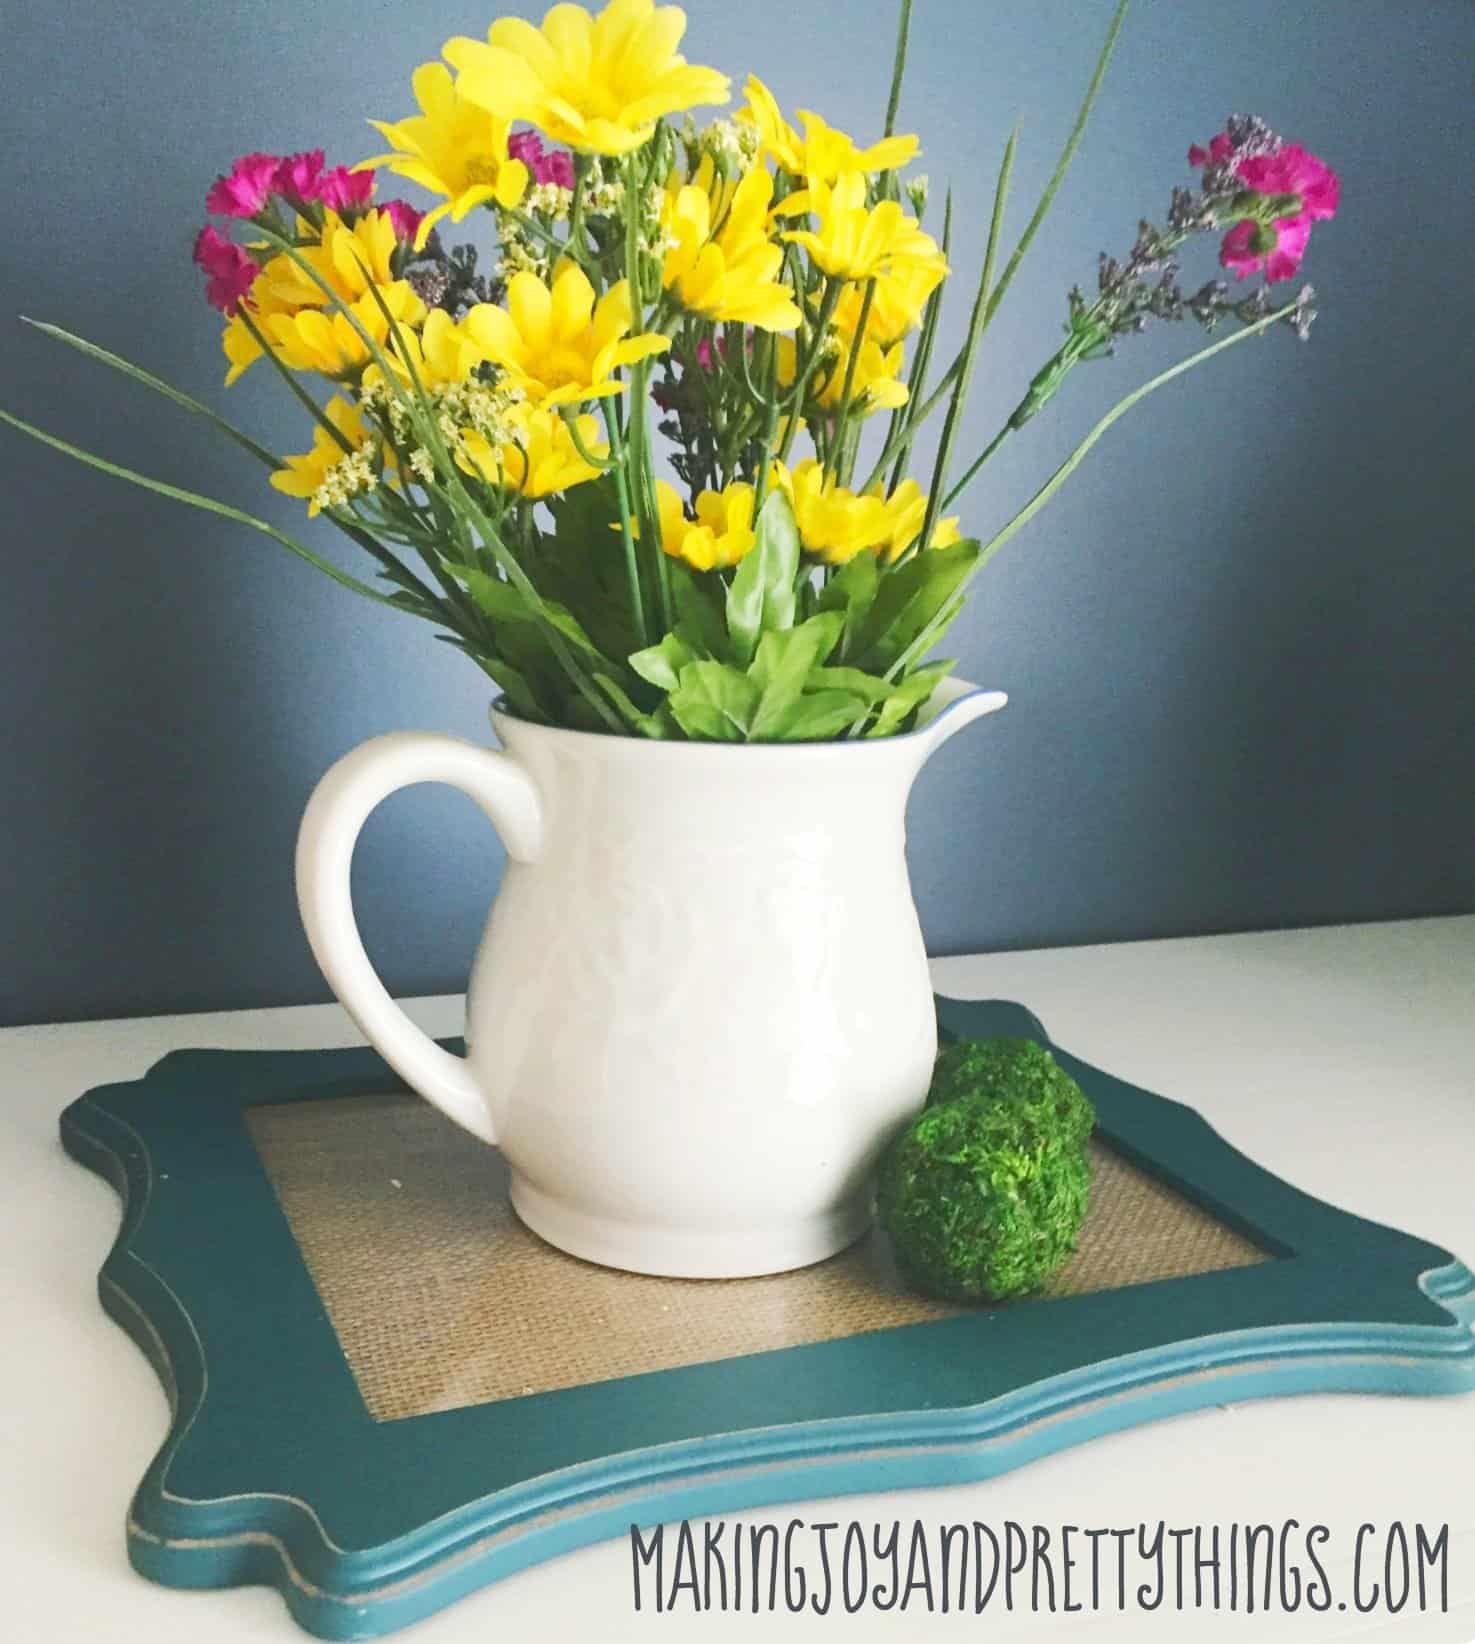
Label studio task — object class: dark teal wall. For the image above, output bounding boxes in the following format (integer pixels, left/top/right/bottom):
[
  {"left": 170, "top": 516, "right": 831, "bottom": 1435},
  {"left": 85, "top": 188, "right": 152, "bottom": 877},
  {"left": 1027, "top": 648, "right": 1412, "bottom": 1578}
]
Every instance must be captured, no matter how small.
[{"left": 3, "top": 1, "right": 1471, "bottom": 1025}]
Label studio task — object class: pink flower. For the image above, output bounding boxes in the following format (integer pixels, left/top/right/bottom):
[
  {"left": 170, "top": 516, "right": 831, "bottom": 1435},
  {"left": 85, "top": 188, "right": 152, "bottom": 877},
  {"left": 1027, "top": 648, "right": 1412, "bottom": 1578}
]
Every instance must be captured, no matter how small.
[
  {"left": 541, "top": 149, "right": 575, "bottom": 191},
  {"left": 205, "top": 152, "right": 281, "bottom": 218},
  {"left": 381, "top": 199, "right": 424, "bottom": 242},
  {"left": 192, "top": 225, "right": 259, "bottom": 314},
  {"left": 508, "top": 130, "right": 575, "bottom": 190},
  {"left": 1191, "top": 129, "right": 1340, "bottom": 283},
  {"left": 1234, "top": 144, "right": 1339, "bottom": 223},
  {"left": 314, "top": 165, "right": 375, "bottom": 213},
  {"left": 507, "top": 130, "right": 544, "bottom": 169},
  {"left": 1218, "top": 215, "right": 1312, "bottom": 283},
  {"left": 273, "top": 149, "right": 325, "bottom": 205}
]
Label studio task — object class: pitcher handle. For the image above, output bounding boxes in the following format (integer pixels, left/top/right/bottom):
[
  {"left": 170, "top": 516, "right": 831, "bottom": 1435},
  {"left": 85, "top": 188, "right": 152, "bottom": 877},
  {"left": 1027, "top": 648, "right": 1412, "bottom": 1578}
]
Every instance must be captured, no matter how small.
[{"left": 294, "top": 732, "right": 543, "bottom": 1145}]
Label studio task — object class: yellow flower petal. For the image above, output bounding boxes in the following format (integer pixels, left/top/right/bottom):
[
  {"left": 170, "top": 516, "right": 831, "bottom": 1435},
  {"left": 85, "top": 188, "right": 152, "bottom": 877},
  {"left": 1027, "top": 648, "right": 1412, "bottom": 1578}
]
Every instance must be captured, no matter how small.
[{"left": 447, "top": 0, "right": 728, "bottom": 156}]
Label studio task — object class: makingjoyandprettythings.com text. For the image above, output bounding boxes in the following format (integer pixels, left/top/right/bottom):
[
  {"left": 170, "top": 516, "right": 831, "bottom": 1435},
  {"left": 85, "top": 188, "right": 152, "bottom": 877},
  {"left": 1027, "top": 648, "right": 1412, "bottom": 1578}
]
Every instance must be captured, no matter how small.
[{"left": 629, "top": 1516, "right": 1450, "bottom": 1618}]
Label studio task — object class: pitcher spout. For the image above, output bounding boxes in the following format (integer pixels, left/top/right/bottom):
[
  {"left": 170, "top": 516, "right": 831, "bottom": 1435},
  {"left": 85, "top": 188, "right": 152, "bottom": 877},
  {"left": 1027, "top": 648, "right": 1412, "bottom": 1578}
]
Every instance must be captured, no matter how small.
[{"left": 914, "top": 677, "right": 1008, "bottom": 755}]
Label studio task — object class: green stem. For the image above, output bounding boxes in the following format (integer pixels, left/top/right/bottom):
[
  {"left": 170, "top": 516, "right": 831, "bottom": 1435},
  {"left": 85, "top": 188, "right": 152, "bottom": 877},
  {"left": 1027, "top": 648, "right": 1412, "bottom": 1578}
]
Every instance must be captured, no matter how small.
[
  {"left": 0, "top": 405, "right": 403, "bottom": 610},
  {"left": 602, "top": 408, "right": 650, "bottom": 647},
  {"left": 777, "top": 279, "right": 842, "bottom": 464},
  {"left": 883, "top": 0, "right": 914, "bottom": 138},
  {"left": 890, "top": 298, "right": 1298, "bottom": 680},
  {"left": 876, "top": 0, "right": 915, "bottom": 201},
  {"left": 872, "top": 190, "right": 952, "bottom": 495},
  {"left": 752, "top": 333, "right": 783, "bottom": 510},
  {"left": 920, "top": 127, "right": 1015, "bottom": 551},
  {"left": 829, "top": 279, "right": 877, "bottom": 485},
  {"left": 558, "top": 409, "right": 620, "bottom": 472},
  {"left": 19, "top": 317, "right": 282, "bottom": 471},
  {"left": 940, "top": 424, "right": 1011, "bottom": 511},
  {"left": 236, "top": 309, "right": 356, "bottom": 455},
  {"left": 505, "top": 209, "right": 581, "bottom": 270},
  {"left": 984, "top": 0, "right": 1128, "bottom": 329}
]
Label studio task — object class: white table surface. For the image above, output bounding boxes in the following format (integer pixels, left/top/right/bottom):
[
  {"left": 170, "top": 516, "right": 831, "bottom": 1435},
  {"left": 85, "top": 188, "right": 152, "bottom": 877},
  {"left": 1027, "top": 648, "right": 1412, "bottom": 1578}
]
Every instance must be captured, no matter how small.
[{"left": 4, "top": 916, "right": 1473, "bottom": 1643}]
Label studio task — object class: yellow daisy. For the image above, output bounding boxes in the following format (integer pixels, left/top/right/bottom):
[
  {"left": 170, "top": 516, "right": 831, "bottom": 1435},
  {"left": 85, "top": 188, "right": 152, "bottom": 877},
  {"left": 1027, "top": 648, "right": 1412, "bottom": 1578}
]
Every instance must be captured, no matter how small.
[
  {"left": 462, "top": 261, "right": 669, "bottom": 406},
  {"left": 776, "top": 330, "right": 908, "bottom": 415},
  {"left": 653, "top": 477, "right": 760, "bottom": 570},
  {"left": 743, "top": 76, "right": 918, "bottom": 181},
  {"left": 363, "top": 308, "right": 489, "bottom": 394},
  {"left": 444, "top": 0, "right": 730, "bottom": 157},
  {"left": 659, "top": 162, "right": 802, "bottom": 331},
  {"left": 780, "top": 458, "right": 894, "bottom": 564},
  {"left": 360, "top": 63, "right": 530, "bottom": 252},
  {"left": 835, "top": 255, "right": 948, "bottom": 346},
  {"left": 268, "top": 397, "right": 382, "bottom": 516},
  {"left": 220, "top": 210, "right": 427, "bottom": 385},
  {"left": 457, "top": 404, "right": 607, "bottom": 498},
  {"left": 875, "top": 477, "right": 962, "bottom": 562},
  {"left": 778, "top": 172, "right": 949, "bottom": 285},
  {"left": 263, "top": 284, "right": 426, "bottom": 380}
]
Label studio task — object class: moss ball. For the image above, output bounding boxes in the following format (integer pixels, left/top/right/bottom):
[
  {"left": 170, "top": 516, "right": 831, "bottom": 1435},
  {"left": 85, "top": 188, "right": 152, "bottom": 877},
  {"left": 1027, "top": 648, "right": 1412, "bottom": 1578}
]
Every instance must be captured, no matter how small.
[
  {"left": 878, "top": 1096, "right": 1091, "bottom": 1301},
  {"left": 877, "top": 1038, "right": 1096, "bottom": 1303},
  {"left": 928, "top": 1035, "right": 1095, "bottom": 1147}
]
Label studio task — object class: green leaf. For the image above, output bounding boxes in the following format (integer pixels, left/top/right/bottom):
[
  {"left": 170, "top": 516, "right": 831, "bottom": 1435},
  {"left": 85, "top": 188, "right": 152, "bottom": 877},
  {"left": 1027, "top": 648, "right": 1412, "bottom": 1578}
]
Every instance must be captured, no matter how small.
[
  {"left": 748, "top": 611, "right": 845, "bottom": 739},
  {"left": 479, "top": 657, "right": 545, "bottom": 721},
  {"left": 667, "top": 559, "right": 732, "bottom": 662},
  {"left": 725, "top": 489, "right": 800, "bottom": 665},
  {"left": 763, "top": 690, "right": 874, "bottom": 742},
  {"left": 866, "top": 659, "right": 955, "bottom": 737},
  {"left": 853, "top": 540, "right": 980, "bottom": 673},
  {"left": 593, "top": 673, "right": 669, "bottom": 737},
  {"left": 540, "top": 476, "right": 644, "bottom": 661},
  {"left": 668, "top": 660, "right": 761, "bottom": 742},
  {"left": 816, "top": 552, "right": 880, "bottom": 661},
  {"left": 457, "top": 567, "right": 607, "bottom": 662},
  {"left": 629, "top": 629, "right": 697, "bottom": 692},
  {"left": 806, "top": 664, "right": 896, "bottom": 706}
]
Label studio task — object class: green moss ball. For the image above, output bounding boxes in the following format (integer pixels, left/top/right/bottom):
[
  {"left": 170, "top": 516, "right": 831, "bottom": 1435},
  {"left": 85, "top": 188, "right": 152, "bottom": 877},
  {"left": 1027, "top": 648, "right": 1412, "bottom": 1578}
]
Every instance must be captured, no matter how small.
[
  {"left": 878, "top": 1096, "right": 1091, "bottom": 1302},
  {"left": 928, "top": 1035, "right": 1095, "bottom": 1147},
  {"left": 878, "top": 1039, "right": 1096, "bottom": 1302}
]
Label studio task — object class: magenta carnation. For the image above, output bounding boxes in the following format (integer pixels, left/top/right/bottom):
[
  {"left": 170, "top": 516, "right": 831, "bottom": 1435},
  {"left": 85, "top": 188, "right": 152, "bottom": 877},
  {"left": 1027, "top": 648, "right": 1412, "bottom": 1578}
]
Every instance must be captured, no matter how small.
[
  {"left": 507, "top": 130, "right": 544, "bottom": 169},
  {"left": 1218, "top": 215, "right": 1312, "bottom": 283},
  {"left": 314, "top": 165, "right": 375, "bottom": 213},
  {"left": 541, "top": 149, "right": 575, "bottom": 190},
  {"left": 381, "top": 199, "right": 424, "bottom": 242},
  {"left": 192, "top": 225, "right": 259, "bottom": 314},
  {"left": 1235, "top": 144, "right": 1340, "bottom": 224},
  {"left": 508, "top": 130, "right": 575, "bottom": 190},
  {"left": 205, "top": 152, "right": 280, "bottom": 218},
  {"left": 1191, "top": 130, "right": 1339, "bottom": 283},
  {"left": 273, "top": 149, "right": 325, "bottom": 205}
]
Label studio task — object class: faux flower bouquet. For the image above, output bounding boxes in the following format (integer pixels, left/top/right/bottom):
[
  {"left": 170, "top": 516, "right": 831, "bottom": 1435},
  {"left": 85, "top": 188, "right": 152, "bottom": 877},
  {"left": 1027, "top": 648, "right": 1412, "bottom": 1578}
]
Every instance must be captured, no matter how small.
[{"left": 3, "top": 0, "right": 1337, "bottom": 742}]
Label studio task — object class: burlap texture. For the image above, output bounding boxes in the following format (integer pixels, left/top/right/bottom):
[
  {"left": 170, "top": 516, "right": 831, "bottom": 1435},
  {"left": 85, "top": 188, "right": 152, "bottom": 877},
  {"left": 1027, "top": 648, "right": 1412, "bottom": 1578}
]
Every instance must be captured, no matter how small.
[{"left": 246, "top": 1092, "right": 1266, "bottom": 1423}]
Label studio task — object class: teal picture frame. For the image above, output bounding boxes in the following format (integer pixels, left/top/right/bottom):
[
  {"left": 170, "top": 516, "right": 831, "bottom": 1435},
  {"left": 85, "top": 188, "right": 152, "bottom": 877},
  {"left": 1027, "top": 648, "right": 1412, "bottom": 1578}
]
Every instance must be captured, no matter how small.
[{"left": 60, "top": 998, "right": 1475, "bottom": 1640}]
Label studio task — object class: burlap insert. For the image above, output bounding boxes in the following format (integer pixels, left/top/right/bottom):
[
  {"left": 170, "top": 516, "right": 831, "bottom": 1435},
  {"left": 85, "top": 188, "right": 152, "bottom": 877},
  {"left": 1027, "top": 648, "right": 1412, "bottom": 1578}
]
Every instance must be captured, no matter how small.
[{"left": 246, "top": 1092, "right": 1267, "bottom": 1424}]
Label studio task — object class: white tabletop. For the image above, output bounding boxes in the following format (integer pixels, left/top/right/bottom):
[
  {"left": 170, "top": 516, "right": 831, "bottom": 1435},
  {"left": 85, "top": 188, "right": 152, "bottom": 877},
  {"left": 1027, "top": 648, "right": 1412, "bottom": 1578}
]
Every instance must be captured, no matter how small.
[{"left": 5, "top": 917, "right": 1473, "bottom": 1642}]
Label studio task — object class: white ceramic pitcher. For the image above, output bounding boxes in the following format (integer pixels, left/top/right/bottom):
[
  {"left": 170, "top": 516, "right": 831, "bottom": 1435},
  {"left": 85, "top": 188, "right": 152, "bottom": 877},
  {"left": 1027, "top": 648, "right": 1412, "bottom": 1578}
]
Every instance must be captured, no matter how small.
[{"left": 295, "top": 677, "right": 1005, "bottom": 1278}]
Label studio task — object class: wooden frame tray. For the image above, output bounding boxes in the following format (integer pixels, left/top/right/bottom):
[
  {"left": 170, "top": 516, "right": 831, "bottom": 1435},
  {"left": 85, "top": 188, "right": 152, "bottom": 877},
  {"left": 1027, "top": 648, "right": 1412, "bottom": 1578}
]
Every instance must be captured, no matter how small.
[{"left": 60, "top": 997, "right": 1475, "bottom": 1640}]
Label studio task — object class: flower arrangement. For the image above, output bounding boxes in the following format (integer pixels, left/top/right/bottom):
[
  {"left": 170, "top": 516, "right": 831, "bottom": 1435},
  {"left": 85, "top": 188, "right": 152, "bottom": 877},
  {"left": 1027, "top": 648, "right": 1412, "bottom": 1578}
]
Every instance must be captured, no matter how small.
[{"left": 2, "top": 0, "right": 1338, "bottom": 742}]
